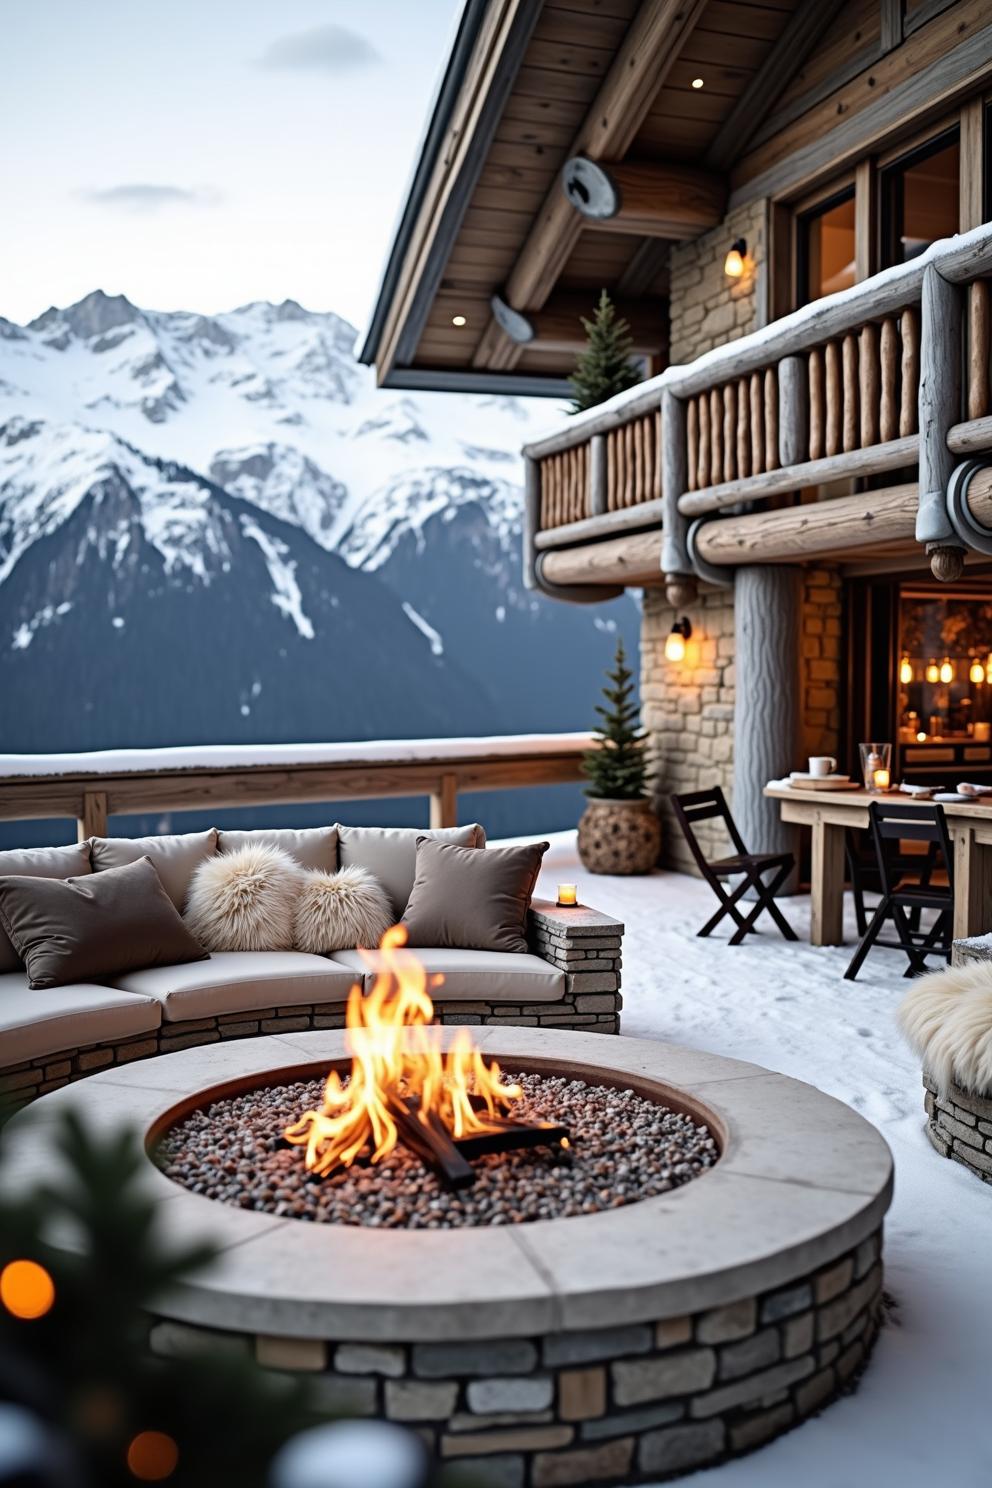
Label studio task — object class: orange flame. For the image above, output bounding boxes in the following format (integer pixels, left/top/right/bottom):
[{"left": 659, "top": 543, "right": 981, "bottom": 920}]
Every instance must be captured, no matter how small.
[{"left": 284, "top": 925, "right": 522, "bottom": 1176}]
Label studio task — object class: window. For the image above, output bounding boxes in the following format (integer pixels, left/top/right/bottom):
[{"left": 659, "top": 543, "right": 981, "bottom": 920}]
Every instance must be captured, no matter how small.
[
  {"left": 881, "top": 128, "right": 960, "bottom": 267},
  {"left": 797, "top": 189, "right": 856, "bottom": 307}
]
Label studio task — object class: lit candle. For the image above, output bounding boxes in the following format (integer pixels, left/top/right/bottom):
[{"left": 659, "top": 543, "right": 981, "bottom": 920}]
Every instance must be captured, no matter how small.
[
  {"left": 873, "top": 768, "right": 890, "bottom": 790},
  {"left": 557, "top": 883, "right": 578, "bottom": 907}
]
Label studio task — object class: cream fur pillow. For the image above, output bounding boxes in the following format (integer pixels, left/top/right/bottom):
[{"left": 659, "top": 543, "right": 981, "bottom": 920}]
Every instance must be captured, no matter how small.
[
  {"left": 184, "top": 843, "right": 303, "bottom": 952},
  {"left": 898, "top": 960, "right": 992, "bottom": 1095},
  {"left": 293, "top": 865, "right": 393, "bottom": 953}
]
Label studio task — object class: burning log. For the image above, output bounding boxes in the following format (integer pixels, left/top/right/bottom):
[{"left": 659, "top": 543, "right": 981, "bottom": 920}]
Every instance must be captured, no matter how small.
[{"left": 284, "top": 926, "right": 571, "bottom": 1191}]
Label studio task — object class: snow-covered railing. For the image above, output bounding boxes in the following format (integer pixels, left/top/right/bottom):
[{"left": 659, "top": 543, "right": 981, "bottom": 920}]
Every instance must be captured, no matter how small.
[
  {"left": 521, "top": 222, "right": 992, "bottom": 601},
  {"left": 0, "top": 733, "right": 594, "bottom": 840}
]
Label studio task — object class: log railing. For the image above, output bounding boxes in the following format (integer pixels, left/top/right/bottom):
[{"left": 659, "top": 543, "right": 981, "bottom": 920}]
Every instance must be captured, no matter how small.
[
  {"left": 522, "top": 223, "right": 992, "bottom": 596},
  {"left": 0, "top": 735, "right": 593, "bottom": 842},
  {"left": 536, "top": 407, "right": 661, "bottom": 531}
]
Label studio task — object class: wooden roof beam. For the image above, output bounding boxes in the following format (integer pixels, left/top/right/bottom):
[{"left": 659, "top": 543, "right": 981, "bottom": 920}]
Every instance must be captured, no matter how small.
[
  {"left": 472, "top": 0, "right": 709, "bottom": 374},
  {"left": 491, "top": 289, "right": 668, "bottom": 356},
  {"left": 562, "top": 158, "right": 725, "bottom": 238}
]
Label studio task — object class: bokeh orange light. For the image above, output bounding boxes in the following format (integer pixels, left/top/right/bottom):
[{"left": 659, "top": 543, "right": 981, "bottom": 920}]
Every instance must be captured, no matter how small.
[
  {"left": 127, "top": 1431, "right": 179, "bottom": 1482},
  {"left": 0, "top": 1259, "right": 55, "bottom": 1319}
]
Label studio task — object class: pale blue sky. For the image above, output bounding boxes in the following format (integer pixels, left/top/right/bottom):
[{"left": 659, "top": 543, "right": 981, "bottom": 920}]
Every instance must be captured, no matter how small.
[{"left": 0, "top": 0, "right": 461, "bottom": 327}]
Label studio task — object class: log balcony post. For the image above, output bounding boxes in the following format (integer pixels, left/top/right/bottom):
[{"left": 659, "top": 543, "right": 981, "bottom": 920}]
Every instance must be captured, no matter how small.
[{"left": 917, "top": 263, "right": 965, "bottom": 581}]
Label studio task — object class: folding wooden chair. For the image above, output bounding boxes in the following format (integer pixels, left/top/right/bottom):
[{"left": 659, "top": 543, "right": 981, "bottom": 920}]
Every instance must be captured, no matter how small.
[
  {"left": 844, "top": 800, "right": 954, "bottom": 981},
  {"left": 671, "top": 785, "right": 798, "bottom": 946}
]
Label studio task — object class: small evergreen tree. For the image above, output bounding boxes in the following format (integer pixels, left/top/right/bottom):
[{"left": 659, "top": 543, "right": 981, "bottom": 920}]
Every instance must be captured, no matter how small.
[
  {"left": 583, "top": 637, "right": 648, "bottom": 799},
  {"left": 569, "top": 289, "right": 641, "bottom": 413}
]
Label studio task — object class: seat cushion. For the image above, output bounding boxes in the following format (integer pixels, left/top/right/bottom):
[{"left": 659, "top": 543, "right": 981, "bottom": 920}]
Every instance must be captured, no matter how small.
[
  {"left": 111, "top": 950, "right": 358, "bottom": 1022},
  {"left": 90, "top": 829, "right": 219, "bottom": 911},
  {"left": 329, "top": 948, "right": 565, "bottom": 1004},
  {"left": 218, "top": 826, "right": 338, "bottom": 873},
  {"left": 0, "top": 842, "right": 93, "bottom": 973},
  {"left": 0, "top": 972, "right": 161, "bottom": 1067},
  {"left": 336, "top": 824, "right": 486, "bottom": 920}
]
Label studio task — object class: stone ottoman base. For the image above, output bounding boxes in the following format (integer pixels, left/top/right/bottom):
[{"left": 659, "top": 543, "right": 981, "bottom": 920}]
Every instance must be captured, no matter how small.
[
  {"left": 923, "top": 1074, "right": 992, "bottom": 1185},
  {"left": 152, "top": 1228, "right": 883, "bottom": 1487}
]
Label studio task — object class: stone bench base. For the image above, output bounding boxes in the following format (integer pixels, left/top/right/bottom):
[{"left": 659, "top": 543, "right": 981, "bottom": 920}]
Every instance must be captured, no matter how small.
[{"left": 923, "top": 1074, "right": 992, "bottom": 1186}]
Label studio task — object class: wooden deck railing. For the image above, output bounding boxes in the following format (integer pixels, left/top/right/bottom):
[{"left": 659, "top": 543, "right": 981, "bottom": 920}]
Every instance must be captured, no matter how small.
[
  {"left": 522, "top": 222, "right": 992, "bottom": 597},
  {"left": 0, "top": 735, "right": 593, "bottom": 842}
]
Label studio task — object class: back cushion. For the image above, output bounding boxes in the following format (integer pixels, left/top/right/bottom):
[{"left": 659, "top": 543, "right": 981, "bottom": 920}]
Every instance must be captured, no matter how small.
[
  {"left": 218, "top": 826, "right": 338, "bottom": 873},
  {"left": 90, "top": 828, "right": 218, "bottom": 912},
  {"left": 336, "top": 824, "right": 486, "bottom": 920},
  {"left": 0, "top": 841, "right": 92, "bottom": 972}
]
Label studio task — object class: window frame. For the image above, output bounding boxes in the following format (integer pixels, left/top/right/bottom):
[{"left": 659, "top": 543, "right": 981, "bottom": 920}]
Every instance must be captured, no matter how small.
[
  {"left": 879, "top": 122, "right": 961, "bottom": 269},
  {"left": 794, "top": 180, "right": 857, "bottom": 309}
]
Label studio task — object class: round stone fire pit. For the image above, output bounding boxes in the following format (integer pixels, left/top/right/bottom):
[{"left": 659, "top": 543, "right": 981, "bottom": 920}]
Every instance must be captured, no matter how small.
[{"left": 3, "top": 1028, "right": 892, "bottom": 1485}]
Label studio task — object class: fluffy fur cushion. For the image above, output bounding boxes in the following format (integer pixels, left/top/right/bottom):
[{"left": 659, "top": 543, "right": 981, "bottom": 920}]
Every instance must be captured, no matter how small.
[
  {"left": 293, "top": 866, "right": 393, "bottom": 953},
  {"left": 184, "top": 844, "right": 303, "bottom": 952},
  {"left": 898, "top": 960, "right": 992, "bottom": 1095}
]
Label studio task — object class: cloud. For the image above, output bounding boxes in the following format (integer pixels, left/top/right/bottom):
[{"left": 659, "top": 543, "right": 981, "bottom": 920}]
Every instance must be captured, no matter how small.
[
  {"left": 80, "top": 184, "right": 222, "bottom": 213},
  {"left": 256, "top": 23, "right": 379, "bottom": 72}
]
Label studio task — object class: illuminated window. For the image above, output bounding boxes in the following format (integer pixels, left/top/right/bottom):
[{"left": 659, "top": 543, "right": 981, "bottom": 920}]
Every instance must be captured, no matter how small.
[
  {"left": 798, "top": 189, "right": 856, "bottom": 306},
  {"left": 882, "top": 129, "right": 960, "bottom": 267}
]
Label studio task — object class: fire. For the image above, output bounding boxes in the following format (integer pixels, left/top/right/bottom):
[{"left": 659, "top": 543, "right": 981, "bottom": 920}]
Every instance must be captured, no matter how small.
[{"left": 284, "top": 925, "right": 524, "bottom": 1177}]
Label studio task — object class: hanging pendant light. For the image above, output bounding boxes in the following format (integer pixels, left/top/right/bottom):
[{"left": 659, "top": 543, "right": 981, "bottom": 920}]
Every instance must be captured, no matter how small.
[
  {"left": 939, "top": 656, "right": 954, "bottom": 684},
  {"left": 925, "top": 659, "right": 940, "bottom": 683},
  {"left": 970, "top": 657, "right": 985, "bottom": 684},
  {"left": 899, "top": 656, "right": 913, "bottom": 685}
]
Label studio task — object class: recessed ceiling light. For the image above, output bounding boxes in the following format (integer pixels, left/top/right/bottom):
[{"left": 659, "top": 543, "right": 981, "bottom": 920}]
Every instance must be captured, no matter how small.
[
  {"left": 451, "top": 314, "right": 467, "bottom": 327},
  {"left": 691, "top": 77, "right": 704, "bottom": 89}
]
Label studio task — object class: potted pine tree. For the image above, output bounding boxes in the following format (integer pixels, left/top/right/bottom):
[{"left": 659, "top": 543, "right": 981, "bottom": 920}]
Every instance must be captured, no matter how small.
[{"left": 578, "top": 638, "right": 661, "bottom": 874}]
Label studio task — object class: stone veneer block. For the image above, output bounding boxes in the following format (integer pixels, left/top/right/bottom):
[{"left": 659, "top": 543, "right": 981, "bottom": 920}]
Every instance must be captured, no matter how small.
[
  {"left": 697, "top": 1297, "right": 755, "bottom": 1344},
  {"left": 613, "top": 1349, "right": 716, "bottom": 1406},
  {"left": 384, "top": 1380, "right": 458, "bottom": 1421},
  {"left": 532, "top": 1438, "right": 634, "bottom": 1487},
  {"left": 414, "top": 1341, "right": 538, "bottom": 1379},
  {"left": 467, "top": 1378, "right": 554, "bottom": 1415},
  {"left": 255, "top": 1335, "right": 327, "bottom": 1372},
  {"left": 335, "top": 1342, "right": 405, "bottom": 1377},
  {"left": 558, "top": 1368, "right": 606, "bottom": 1422}
]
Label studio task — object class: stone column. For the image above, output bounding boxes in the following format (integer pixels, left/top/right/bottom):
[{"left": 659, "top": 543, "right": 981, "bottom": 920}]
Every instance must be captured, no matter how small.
[{"left": 733, "top": 565, "right": 801, "bottom": 878}]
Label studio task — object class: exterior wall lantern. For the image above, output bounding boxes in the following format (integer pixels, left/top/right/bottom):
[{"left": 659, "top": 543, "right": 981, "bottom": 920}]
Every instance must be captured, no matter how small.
[
  {"left": 724, "top": 239, "right": 747, "bottom": 280},
  {"left": 665, "top": 617, "right": 692, "bottom": 663}
]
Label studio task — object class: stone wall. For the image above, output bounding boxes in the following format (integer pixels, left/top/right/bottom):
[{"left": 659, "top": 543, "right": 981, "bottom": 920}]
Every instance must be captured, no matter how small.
[
  {"left": 923, "top": 1074, "right": 992, "bottom": 1185},
  {"left": 641, "top": 568, "right": 844, "bottom": 873},
  {"left": 152, "top": 1228, "right": 883, "bottom": 1486},
  {"left": 668, "top": 199, "right": 766, "bottom": 364}
]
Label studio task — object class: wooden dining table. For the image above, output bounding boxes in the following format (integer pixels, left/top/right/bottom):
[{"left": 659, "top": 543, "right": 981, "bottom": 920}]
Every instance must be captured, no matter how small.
[{"left": 764, "top": 782, "right": 992, "bottom": 947}]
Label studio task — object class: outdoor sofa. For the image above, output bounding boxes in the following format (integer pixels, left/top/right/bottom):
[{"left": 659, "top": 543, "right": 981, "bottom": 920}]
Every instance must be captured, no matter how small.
[{"left": 0, "top": 824, "right": 622, "bottom": 1108}]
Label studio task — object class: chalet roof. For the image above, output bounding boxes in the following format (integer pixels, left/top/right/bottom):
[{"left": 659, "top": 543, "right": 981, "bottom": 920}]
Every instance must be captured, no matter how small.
[{"left": 359, "top": 0, "right": 820, "bottom": 396}]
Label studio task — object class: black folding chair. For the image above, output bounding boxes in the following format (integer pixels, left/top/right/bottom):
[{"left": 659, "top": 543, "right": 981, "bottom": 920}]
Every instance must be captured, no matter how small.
[
  {"left": 672, "top": 785, "right": 798, "bottom": 946},
  {"left": 844, "top": 800, "right": 954, "bottom": 981}
]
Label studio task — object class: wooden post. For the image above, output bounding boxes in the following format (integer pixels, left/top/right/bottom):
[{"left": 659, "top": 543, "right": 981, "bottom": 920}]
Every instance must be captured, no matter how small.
[
  {"left": 698, "top": 390, "right": 711, "bottom": 489},
  {"left": 763, "top": 369, "right": 778, "bottom": 472},
  {"left": 808, "top": 348, "right": 824, "bottom": 461},
  {"left": 77, "top": 791, "right": 108, "bottom": 842},
  {"left": 917, "top": 264, "right": 963, "bottom": 561},
  {"left": 749, "top": 372, "right": 763, "bottom": 474},
  {"left": 859, "top": 322, "right": 880, "bottom": 447},
  {"left": 686, "top": 398, "right": 698, "bottom": 493},
  {"left": 660, "top": 388, "right": 695, "bottom": 603},
  {"left": 523, "top": 455, "right": 541, "bottom": 591},
  {"left": 953, "top": 825, "right": 992, "bottom": 940},
  {"left": 733, "top": 566, "right": 800, "bottom": 882},
  {"left": 842, "top": 332, "right": 858, "bottom": 453},
  {"left": 900, "top": 306, "right": 919, "bottom": 437},
  {"left": 736, "top": 376, "right": 750, "bottom": 479},
  {"left": 968, "top": 280, "right": 990, "bottom": 422},
  {"left": 723, "top": 381, "right": 737, "bottom": 484},
  {"left": 879, "top": 318, "right": 898, "bottom": 442},
  {"left": 588, "top": 433, "right": 607, "bottom": 517},
  {"left": 778, "top": 355, "right": 808, "bottom": 468},
  {"left": 709, "top": 388, "right": 722, "bottom": 487},
  {"left": 430, "top": 773, "right": 459, "bottom": 830},
  {"left": 825, "top": 340, "right": 842, "bottom": 456}
]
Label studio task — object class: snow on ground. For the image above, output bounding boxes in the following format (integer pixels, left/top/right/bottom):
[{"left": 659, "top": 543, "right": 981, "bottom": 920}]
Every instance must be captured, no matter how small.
[{"left": 529, "top": 834, "right": 992, "bottom": 1487}]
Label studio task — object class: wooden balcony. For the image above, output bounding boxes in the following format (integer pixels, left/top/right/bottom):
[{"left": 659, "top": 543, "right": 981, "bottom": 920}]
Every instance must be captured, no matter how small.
[{"left": 522, "top": 223, "right": 992, "bottom": 604}]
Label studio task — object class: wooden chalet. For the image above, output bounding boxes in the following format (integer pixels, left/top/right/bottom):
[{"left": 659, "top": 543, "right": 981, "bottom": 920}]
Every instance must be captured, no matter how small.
[{"left": 362, "top": 0, "right": 992, "bottom": 874}]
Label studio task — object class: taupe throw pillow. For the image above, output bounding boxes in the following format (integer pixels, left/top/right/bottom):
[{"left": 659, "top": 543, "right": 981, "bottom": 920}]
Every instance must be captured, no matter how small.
[
  {"left": 337, "top": 823, "right": 486, "bottom": 919},
  {"left": 0, "top": 856, "right": 208, "bottom": 990},
  {"left": 89, "top": 828, "right": 218, "bottom": 912},
  {"left": 401, "top": 838, "right": 549, "bottom": 954},
  {"left": 0, "top": 841, "right": 93, "bottom": 973},
  {"left": 218, "top": 825, "right": 338, "bottom": 873}
]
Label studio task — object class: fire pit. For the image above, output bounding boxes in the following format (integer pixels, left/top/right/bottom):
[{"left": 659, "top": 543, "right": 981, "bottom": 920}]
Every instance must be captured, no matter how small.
[
  {"left": 157, "top": 930, "right": 717, "bottom": 1226},
  {"left": 3, "top": 1015, "right": 893, "bottom": 1485}
]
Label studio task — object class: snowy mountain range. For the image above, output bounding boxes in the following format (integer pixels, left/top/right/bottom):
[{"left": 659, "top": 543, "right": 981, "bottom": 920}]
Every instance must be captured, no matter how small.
[{"left": 0, "top": 290, "right": 637, "bottom": 829}]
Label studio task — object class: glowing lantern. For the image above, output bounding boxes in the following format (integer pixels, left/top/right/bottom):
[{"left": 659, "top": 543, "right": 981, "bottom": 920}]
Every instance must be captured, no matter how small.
[
  {"left": 925, "top": 659, "right": 940, "bottom": 683},
  {"left": 899, "top": 656, "right": 913, "bottom": 685},
  {"left": 939, "top": 657, "right": 954, "bottom": 684}
]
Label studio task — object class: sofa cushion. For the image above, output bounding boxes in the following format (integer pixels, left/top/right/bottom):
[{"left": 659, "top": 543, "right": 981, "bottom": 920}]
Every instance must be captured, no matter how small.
[
  {"left": 218, "top": 826, "right": 338, "bottom": 873},
  {"left": 0, "top": 972, "right": 161, "bottom": 1067},
  {"left": 336, "top": 824, "right": 486, "bottom": 920},
  {"left": 0, "top": 842, "right": 93, "bottom": 974},
  {"left": 329, "top": 948, "right": 565, "bottom": 1004},
  {"left": 401, "top": 838, "right": 548, "bottom": 955},
  {"left": 111, "top": 950, "right": 357, "bottom": 1022},
  {"left": 89, "top": 828, "right": 218, "bottom": 911},
  {"left": 0, "top": 857, "right": 210, "bottom": 991}
]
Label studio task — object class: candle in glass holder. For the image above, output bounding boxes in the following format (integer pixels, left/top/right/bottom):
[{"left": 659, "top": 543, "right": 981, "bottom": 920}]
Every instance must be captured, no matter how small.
[
  {"left": 557, "top": 883, "right": 578, "bottom": 907},
  {"left": 873, "top": 767, "right": 890, "bottom": 790}
]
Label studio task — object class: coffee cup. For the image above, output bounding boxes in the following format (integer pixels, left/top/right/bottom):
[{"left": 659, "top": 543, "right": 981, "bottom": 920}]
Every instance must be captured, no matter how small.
[{"left": 809, "top": 756, "right": 837, "bottom": 777}]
